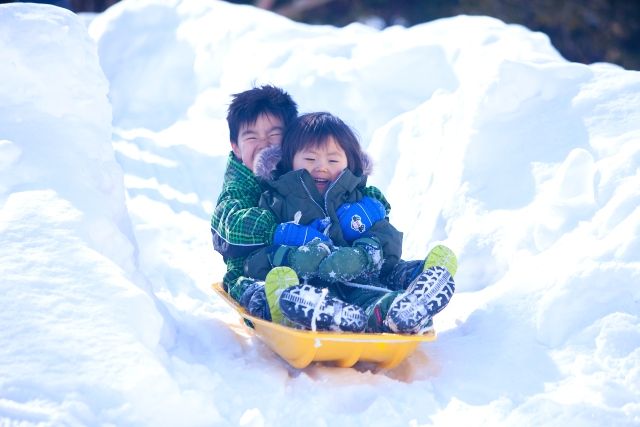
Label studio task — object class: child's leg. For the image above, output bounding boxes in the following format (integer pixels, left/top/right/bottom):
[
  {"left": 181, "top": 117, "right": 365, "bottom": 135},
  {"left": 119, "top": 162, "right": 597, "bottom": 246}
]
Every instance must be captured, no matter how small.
[
  {"left": 385, "top": 266, "right": 455, "bottom": 334},
  {"left": 279, "top": 284, "right": 367, "bottom": 332},
  {"left": 380, "top": 260, "right": 424, "bottom": 291},
  {"left": 336, "top": 281, "right": 393, "bottom": 332},
  {"left": 424, "top": 244, "right": 458, "bottom": 276},
  {"left": 230, "top": 276, "right": 261, "bottom": 303},
  {"left": 232, "top": 268, "right": 300, "bottom": 324},
  {"left": 264, "top": 267, "right": 299, "bottom": 325},
  {"left": 362, "top": 291, "right": 435, "bottom": 334},
  {"left": 380, "top": 245, "right": 458, "bottom": 291},
  {"left": 363, "top": 291, "right": 399, "bottom": 333},
  {"left": 236, "top": 277, "right": 271, "bottom": 321}
]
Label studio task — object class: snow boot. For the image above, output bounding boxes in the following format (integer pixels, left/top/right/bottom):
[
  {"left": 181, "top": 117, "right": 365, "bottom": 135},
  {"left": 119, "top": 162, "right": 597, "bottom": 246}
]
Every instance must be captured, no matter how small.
[
  {"left": 385, "top": 266, "right": 455, "bottom": 334},
  {"left": 264, "top": 267, "right": 299, "bottom": 325},
  {"left": 365, "top": 291, "right": 435, "bottom": 334},
  {"left": 416, "top": 318, "right": 435, "bottom": 335},
  {"left": 279, "top": 284, "right": 367, "bottom": 332},
  {"left": 423, "top": 244, "right": 458, "bottom": 277}
]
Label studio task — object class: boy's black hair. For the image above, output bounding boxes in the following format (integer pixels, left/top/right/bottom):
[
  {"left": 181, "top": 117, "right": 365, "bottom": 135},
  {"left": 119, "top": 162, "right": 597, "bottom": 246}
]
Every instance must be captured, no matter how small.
[
  {"left": 227, "top": 85, "right": 298, "bottom": 143},
  {"left": 279, "top": 112, "right": 365, "bottom": 176}
]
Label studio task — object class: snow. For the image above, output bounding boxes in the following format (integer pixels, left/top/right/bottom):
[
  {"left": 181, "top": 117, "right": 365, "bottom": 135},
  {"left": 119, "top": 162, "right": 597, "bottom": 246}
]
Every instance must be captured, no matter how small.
[{"left": 1, "top": 1, "right": 639, "bottom": 425}]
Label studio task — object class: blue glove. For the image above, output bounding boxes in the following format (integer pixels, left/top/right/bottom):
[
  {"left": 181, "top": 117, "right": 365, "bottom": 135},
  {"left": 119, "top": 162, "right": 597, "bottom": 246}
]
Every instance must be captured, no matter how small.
[
  {"left": 273, "top": 222, "right": 330, "bottom": 247},
  {"left": 336, "top": 196, "right": 386, "bottom": 243},
  {"left": 308, "top": 217, "right": 331, "bottom": 234}
]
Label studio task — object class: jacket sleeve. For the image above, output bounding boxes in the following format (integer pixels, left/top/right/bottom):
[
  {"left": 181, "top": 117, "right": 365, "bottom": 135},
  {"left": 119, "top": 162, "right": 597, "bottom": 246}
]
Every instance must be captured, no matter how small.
[
  {"left": 210, "top": 162, "right": 278, "bottom": 253},
  {"left": 361, "top": 185, "right": 402, "bottom": 274},
  {"left": 368, "top": 219, "right": 403, "bottom": 275}
]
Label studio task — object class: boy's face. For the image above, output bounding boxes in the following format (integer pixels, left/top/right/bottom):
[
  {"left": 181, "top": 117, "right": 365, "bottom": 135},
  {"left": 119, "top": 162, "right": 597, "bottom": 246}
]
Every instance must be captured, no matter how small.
[
  {"left": 232, "top": 113, "right": 284, "bottom": 172},
  {"left": 292, "top": 137, "right": 348, "bottom": 194}
]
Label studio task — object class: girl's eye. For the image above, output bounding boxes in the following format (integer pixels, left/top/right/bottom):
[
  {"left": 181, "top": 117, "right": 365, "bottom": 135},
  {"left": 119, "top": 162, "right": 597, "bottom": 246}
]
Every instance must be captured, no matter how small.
[{"left": 304, "top": 158, "right": 315, "bottom": 162}]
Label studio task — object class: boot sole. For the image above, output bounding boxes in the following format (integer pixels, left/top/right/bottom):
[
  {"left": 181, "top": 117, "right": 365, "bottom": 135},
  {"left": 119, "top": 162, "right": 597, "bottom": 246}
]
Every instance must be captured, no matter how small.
[
  {"left": 265, "top": 267, "right": 299, "bottom": 325},
  {"left": 386, "top": 266, "right": 455, "bottom": 333},
  {"left": 424, "top": 244, "right": 458, "bottom": 277}
]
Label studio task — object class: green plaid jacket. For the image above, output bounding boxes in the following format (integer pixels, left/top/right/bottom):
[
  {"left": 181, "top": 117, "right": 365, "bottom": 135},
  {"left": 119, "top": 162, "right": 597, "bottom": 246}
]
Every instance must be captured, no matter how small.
[
  {"left": 211, "top": 153, "right": 278, "bottom": 290},
  {"left": 211, "top": 152, "right": 392, "bottom": 295}
]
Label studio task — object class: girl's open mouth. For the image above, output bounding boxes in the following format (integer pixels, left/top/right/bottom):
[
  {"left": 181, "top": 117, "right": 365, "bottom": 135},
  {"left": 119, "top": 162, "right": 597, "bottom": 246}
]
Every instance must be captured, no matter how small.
[{"left": 314, "top": 177, "right": 329, "bottom": 193}]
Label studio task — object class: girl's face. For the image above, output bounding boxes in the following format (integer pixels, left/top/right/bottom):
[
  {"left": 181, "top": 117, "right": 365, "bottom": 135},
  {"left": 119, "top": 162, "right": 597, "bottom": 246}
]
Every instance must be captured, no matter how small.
[{"left": 292, "top": 136, "right": 348, "bottom": 194}]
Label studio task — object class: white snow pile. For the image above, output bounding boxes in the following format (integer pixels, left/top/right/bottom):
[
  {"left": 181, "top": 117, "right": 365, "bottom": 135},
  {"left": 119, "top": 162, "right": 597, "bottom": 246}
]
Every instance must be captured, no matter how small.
[{"left": 1, "top": 1, "right": 639, "bottom": 426}]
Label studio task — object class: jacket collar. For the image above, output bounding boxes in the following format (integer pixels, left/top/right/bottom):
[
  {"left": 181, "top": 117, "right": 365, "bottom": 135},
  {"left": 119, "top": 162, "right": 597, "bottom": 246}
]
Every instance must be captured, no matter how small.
[
  {"left": 266, "top": 168, "right": 365, "bottom": 204},
  {"left": 224, "top": 151, "right": 255, "bottom": 183}
]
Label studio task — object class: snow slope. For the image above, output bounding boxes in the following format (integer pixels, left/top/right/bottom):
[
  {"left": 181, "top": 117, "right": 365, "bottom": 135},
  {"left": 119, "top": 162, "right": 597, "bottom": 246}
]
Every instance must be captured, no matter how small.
[{"left": 1, "top": 1, "right": 639, "bottom": 426}]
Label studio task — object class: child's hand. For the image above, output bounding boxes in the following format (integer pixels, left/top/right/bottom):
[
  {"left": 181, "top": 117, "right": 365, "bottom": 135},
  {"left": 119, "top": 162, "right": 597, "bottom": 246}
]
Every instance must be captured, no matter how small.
[
  {"left": 269, "top": 238, "right": 333, "bottom": 280},
  {"left": 308, "top": 217, "right": 331, "bottom": 234},
  {"left": 273, "top": 222, "right": 330, "bottom": 246},
  {"left": 317, "top": 237, "right": 383, "bottom": 282},
  {"left": 287, "top": 239, "right": 333, "bottom": 280},
  {"left": 336, "top": 197, "right": 386, "bottom": 242}
]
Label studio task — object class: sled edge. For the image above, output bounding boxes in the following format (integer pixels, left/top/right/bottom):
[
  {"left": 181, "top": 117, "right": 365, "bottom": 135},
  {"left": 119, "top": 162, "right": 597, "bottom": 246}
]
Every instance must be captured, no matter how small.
[{"left": 212, "top": 282, "right": 435, "bottom": 369}]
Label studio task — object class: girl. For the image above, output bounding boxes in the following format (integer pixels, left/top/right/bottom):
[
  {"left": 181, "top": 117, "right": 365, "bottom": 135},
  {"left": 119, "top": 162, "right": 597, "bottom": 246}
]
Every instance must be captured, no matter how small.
[{"left": 241, "top": 112, "right": 456, "bottom": 334}]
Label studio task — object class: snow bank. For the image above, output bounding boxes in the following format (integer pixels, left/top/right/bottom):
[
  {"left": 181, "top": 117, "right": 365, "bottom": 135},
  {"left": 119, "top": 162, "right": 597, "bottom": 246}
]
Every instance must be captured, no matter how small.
[
  {"left": 0, "top": 5, "right": 219, "bottom": 425},
  {"left": 1, "top": 0, "right": 639, "bottom": 426}
]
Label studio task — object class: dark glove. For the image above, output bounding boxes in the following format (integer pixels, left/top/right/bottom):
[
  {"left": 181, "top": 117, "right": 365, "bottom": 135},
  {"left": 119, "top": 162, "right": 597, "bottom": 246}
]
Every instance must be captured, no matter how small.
[
  {"left": 270, "top": 238, "right": 333, "bottom": 280},
  {"left": 336, "top": 197, "right": 386, "bottom": 243},
  {"left": 273, "top": 222, "right": 330, "bottom": 246},
  {"left": 353, "top": 237, "right": 383, "bottom": 275},
  {"left": 318, "top": 237, "right": 383, "bottom": 282}
]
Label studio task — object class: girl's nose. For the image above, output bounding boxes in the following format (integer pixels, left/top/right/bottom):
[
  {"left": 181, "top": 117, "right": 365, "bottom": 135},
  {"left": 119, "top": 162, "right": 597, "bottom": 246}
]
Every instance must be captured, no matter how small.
[{"left": 314, "top": 160, "right": 328, "bottom": 172}]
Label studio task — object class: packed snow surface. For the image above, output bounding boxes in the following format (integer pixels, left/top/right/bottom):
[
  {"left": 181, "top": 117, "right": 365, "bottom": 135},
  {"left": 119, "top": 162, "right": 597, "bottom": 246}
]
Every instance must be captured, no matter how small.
[{"left": 1, "top": 1, "right": 639, "bottom": 426}]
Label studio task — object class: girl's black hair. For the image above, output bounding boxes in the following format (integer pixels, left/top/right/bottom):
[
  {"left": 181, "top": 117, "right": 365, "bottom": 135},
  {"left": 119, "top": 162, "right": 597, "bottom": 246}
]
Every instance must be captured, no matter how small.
[
  {"left": 227, "top": 85, "right": 298, "bottom": 143},
  {"left": 279, "top": 112, "right": 364, "bottom": 175}
]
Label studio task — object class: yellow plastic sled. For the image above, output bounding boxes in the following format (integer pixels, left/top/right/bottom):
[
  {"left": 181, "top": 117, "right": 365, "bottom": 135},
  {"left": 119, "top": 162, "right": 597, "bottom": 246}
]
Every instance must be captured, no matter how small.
[{"left": 212, "top": 282, "right": 436, "bottom": 369}]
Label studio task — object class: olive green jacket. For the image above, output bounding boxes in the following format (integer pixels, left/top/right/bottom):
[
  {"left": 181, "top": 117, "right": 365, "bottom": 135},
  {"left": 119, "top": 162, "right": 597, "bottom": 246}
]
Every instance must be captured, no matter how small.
[{"left": 247, "top": 167, "right": 403, "bottom": 277}]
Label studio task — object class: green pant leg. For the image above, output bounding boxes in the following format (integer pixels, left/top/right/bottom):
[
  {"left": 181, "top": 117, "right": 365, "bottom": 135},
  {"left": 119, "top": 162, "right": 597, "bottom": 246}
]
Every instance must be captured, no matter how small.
[
  {"left": 364, "top": 291, "right": 401, "bottom": 333},
  {"left": 334, "top": 284, "right": 399, "bottom": 332}
]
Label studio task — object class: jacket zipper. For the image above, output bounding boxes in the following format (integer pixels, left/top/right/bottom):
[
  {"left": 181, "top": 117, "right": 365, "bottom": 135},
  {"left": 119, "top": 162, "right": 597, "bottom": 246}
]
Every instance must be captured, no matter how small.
[
  {"left": 299, "top": 170, "right": 347, "bottom": 237},
  {"left": 323, "top": 170, "right": 347, "bottom": 213},
  {"left": 299, "top": 175, "right": 326, "bottom": 215}
]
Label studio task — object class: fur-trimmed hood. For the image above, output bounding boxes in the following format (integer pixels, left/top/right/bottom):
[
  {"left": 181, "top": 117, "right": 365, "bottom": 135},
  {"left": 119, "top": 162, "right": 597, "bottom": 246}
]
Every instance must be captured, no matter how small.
[{"left": 254, "top": 145, "right": 374, "bottom": 181}]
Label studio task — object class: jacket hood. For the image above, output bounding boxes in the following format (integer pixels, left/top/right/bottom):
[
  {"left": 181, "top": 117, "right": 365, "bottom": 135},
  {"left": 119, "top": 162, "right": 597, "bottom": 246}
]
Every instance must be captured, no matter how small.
[{"left": 254, "top": 145, "right": 374, "bottom": 180}]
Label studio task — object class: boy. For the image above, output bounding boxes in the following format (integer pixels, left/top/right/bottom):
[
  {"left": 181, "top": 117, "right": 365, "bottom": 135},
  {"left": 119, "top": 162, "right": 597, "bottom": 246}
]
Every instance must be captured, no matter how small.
[{"left": 211, "top": 85, "right": 330, "bottom": 302}]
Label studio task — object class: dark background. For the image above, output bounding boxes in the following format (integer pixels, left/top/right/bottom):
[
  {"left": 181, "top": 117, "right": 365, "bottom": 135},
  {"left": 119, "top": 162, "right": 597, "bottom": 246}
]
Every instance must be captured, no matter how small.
[{"left": 9, "top": 0, "right": 640, "bottom": 70}]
